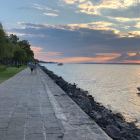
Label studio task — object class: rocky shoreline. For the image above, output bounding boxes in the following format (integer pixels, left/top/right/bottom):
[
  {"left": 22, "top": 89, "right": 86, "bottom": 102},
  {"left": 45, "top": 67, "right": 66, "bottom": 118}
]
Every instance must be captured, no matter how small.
[{"left": 39, "top": 64, "right": 140, "bottom": 140}]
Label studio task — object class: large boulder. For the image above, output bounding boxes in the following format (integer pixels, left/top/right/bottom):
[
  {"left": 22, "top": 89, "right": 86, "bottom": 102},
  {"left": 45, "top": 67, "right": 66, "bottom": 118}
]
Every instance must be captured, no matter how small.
[
  {"left": 105, "top": 125, "right": 121, "bottom": 140},
  {"left": 80, "top": 98, "right": 92, "bottom": 113}
]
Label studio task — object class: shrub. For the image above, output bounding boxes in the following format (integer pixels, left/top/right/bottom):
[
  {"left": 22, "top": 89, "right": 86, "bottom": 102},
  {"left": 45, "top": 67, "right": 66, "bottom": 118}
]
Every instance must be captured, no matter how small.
[{"left": 0, "top": 66, "right": 6, "bottom": 72}]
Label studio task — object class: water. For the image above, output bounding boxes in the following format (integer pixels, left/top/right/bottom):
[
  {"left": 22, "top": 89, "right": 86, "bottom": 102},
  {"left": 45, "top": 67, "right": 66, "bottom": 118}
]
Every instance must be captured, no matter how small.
[{"left": 41, "top": 63, "right": 140, "bottom": 127}]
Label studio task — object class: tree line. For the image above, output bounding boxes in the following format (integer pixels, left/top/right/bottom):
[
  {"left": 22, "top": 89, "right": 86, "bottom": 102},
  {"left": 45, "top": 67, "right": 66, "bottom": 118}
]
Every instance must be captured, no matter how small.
[{"left": 0, "top": 23, "right": 36, "bottom": 65}]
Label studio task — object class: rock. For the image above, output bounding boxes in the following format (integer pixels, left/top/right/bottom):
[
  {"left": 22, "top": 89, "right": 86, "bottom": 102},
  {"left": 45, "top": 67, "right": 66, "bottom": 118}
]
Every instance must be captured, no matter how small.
[
  {"left": 101, "top": 109, "right": 111, "bottom": 116},
  {"left": 129, "top": 122, "right": 136, "bottom": 130},
  {"left": 115, "top": 113, "right": 124, "bottom": 120},
  {"left": 72, "top": 98, "right": 80, "bottom": 105},
  {"left": 120, "top": 130, "right": 127, "bottom": 137},
  {"left": 88, "top": 95, "right": 92, "bottom": 98},
  {"left": 106, "top": 119, "right": 115, "bottom": 125},
  {"left": 137, "top": 136, "right": 140, "bottom": 140},
  {"left": 123, "top": 128, "right": 133, "bottom": 139},
  {"left": 130, "top": 138, "right": 137, "bottom": 140},
  {"left": 119, "top": 138, "right": 127, "bottom": 140},
  {"left": 80, "top": 98, "right": 92, "bottom": 113},
  {"left": 116, "top": 121, "right": 129, "bottom": 129},
  {"left": 90, "top": 111, "right": 102, "bottom": 122},
  {"left": 105, "top": 125, "right": 121, "bottom": 140}
]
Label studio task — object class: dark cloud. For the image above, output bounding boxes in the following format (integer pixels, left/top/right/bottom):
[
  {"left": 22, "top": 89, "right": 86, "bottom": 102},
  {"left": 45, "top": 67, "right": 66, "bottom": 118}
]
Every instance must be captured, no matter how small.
[
  {"left": 7, "top": 23, "right": 140, "bottom": 59},
  {"left": 111, "top": 52, "right": 140, "bottom": 61},
  {"left": 19, "top": 7, "right": 33, "bottom": 10},
  {"left": 100, "top": 3, "right": 140, "bottom": 18}
]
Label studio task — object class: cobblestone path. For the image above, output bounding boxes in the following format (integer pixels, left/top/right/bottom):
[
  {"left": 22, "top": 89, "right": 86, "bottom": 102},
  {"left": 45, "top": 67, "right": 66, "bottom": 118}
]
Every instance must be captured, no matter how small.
[{"left": 0, "top": 67, "right": 112, "bottom": 140}]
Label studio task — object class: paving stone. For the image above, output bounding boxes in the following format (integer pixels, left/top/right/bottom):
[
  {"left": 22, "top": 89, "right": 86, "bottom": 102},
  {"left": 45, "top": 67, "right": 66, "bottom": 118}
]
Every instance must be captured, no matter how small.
[
  {"left": 26, "top": 133, "right": 44, "bottom": 140},
  {"left": 0, "top": 67, "right": 112, "bottom": 140}
]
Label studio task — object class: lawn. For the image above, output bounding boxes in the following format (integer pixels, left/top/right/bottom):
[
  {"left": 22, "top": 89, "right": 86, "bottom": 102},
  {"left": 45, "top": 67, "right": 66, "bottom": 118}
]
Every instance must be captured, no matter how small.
[{"left": 0, "top": 65, "right": 28, "bottom": 84}]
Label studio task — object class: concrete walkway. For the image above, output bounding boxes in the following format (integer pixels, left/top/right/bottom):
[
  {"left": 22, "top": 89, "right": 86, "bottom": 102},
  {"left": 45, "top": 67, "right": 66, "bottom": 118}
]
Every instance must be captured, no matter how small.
[{"left": 0, "top": 67, "right": 112, "bottom": 140}]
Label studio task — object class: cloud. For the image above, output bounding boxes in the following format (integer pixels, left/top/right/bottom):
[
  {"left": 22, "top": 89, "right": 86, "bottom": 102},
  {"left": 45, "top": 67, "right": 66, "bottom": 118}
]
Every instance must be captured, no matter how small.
[
  {"left": 101, "top": 2, "right": 140, "bottom": 19},
  {"left": 119, "top": 31, "right": 140, "bottom": 38},
  {"left": 95, "top": 53, "right": 121, "bottom": 58},
  {"left": 44, "top": 13, "right": 59, "bottom": 17},
  {"left": 134, "top": 22, "right": 140, "bottom": 28},
  {"left": 31, "top": 46, "right": 61, "bottom": 62},
  {"left": 33, "top": 4, "right": 59, "bottom": 12},
  {"left": 68, "top": 21, "right": 119, "bottom": 33},
  {"left": 33, "top": 4, "right": 52, "bottom": 10},
  {"left": 110, "top": 52, "right": 140, "bottom": 62},
  {"left": 31, "top": 46, "right": 43, "bottom": 54},
  {"left": 6, "top": 23, "right": 140, "bottom": 63},
  {"left": 63, "top": 0, "right": 78, "bottom": 4},
  {"left": 107, "top": 17, "right": 140, "bottom": 22},
  {"left": 19, "top": 7, "right": 33, "bottom": 10},
  {"left": 76, "top": 0, "right": 140, "bottom": 16},
  {"left": 17, "top": 22, "right": 118, "bottom": 33}
]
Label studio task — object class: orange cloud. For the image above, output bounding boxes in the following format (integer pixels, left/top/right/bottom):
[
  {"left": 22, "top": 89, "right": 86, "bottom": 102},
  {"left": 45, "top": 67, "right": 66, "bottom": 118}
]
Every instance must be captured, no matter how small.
[
  {"left": 95, "top": 53, "right": 121, "bottom": 57},
  {"left": 31, "top": 46, "right": 43, "bottom": 54},
  {"left": 127, "top": 53, "right": 136, "bottom": 56},
  {"left": 31, "top": 46, "right": 61, "bottom": 61},
  {"left": 31, "top": 48, "right": 140, "bottom": 63},
  {"left": 35, "top": 55, "right": 118, "bottom": 63},
  {"left": 119, "top": 31, "right": 140, "bottom": 38}
]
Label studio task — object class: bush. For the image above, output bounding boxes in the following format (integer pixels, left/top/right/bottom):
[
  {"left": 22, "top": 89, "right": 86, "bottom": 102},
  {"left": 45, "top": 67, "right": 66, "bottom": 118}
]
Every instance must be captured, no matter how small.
[{"left": 0, "top": 66, "right": 6, "bottom": 72}]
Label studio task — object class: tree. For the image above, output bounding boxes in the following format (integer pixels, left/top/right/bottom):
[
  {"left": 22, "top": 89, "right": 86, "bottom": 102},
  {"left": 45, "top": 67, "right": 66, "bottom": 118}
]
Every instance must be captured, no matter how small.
[
  {"left": 8, "top": 34, "right": 19, "bottom": 44},
  {"left": 18, "top": 40, "right": 30, "bottom": 49},
  {"left": 0, "top": 22, "right": 35, "bottom": 64},
  {"left": 25, "top": 49, "right": 34, "bottom": 62},
  {"left": 13, "top": 49, "right": 27, "bottom": 62},
  {"left": 0, "top": 23, "right": 6, "bottom": 60}
]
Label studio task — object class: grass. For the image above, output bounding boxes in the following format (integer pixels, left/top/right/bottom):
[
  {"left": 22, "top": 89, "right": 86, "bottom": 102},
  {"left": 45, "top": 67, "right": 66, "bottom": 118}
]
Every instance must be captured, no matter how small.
[
  {"left": 87, "top": 122, "right": 95, "bottom": 125},
  {"left": 0, "top": 65, "right": 28, "bottom": 84},
  {"left": 58, "top": 135, "right": 63, "bottom": 138},
  {"left": 0, "top": 66, "right": 6, "bottom": 72}
]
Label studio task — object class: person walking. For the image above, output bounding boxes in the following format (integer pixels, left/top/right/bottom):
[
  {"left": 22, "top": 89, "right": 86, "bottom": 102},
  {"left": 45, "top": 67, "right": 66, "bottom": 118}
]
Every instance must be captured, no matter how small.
[
  {"left": 30, "top": 62, "right": 34, "bottom": 74},
  {"left": 34, "top": 63, "right": 38, "bottom": 74},
  {"left": 29, "top": 62, "right": 31, "bottom": 70}
]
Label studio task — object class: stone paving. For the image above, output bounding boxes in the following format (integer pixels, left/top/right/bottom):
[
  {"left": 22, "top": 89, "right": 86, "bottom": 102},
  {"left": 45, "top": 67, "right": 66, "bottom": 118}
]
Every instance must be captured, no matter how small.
[{"left": 0, "top": 67, "right": 112, "bottom": 140}]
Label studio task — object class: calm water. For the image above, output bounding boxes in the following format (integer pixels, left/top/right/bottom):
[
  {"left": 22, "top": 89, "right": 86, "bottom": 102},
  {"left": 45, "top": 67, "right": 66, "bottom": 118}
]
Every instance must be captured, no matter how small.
[{"left": 41, "top": 63, "right": 140, "bottom": 127}]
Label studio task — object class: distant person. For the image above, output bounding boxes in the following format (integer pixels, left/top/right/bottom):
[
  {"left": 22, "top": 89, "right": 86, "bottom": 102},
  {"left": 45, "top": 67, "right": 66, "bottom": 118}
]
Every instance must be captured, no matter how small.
[
  {"left": 34, "top": 63, "right": 38, "bottom": 74},
  {"left": 30, "top": 62, "right": 34, "bottom": 74}
]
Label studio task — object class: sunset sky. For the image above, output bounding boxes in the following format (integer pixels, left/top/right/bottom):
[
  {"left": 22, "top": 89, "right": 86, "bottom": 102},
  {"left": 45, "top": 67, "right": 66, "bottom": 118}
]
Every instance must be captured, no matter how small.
[{"left": 1, "top": 0, "right": 140, "bottom": 63}]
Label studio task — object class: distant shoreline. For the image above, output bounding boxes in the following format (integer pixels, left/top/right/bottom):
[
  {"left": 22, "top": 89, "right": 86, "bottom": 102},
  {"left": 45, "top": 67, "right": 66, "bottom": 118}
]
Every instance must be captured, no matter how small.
[{"left": 40, "top": 62, "right": 140, "bottom": 65}]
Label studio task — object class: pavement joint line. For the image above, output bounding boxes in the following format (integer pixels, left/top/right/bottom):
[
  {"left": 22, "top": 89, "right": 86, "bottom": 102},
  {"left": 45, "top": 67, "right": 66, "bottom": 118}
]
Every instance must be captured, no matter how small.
[
  {"left": 39, "top": 91, "right": 47, "bottom": 140},
  {"left": 40, "top": 73, "right": 77, "bottom": 134}
]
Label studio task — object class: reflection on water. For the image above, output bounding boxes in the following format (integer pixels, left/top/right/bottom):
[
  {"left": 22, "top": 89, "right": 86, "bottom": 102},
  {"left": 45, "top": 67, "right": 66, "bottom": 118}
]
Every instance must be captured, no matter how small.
[{"left": 41, "top": 63, "right": 140, "bottom": 127}]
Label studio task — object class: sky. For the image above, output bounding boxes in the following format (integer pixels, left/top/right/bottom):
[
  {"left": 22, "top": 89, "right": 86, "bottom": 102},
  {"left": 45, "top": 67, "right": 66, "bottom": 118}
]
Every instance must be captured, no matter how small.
[{"left": 1, "top": 0, "right": 140, "bottom": 63}]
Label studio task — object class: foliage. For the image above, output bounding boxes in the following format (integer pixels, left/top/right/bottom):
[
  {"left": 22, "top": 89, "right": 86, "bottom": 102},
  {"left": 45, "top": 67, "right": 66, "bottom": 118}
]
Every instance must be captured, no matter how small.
[
  {"left": 18, "top": 40, "right": 30, "bottom": 49},
  {"left": 13, "top": 49, "right": 27, "bottom": 62},
  {"left": 0, "top": 23, "right": 7, "bottom": 60},
  {"left": 0, "top": 66, "right": 6, "bottom": 72},
  {"left": 0, "top": 22, "right": 35, "bottom": 63},
  {"left": 8, "top": 34, "right": 19, "bottom": 44}
]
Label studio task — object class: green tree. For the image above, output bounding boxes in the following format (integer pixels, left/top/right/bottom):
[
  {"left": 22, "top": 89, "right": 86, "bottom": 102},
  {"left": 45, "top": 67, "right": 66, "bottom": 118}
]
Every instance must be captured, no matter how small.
[
  {"left": 25, "top": 49, "right": 34, "bottom": 62},
  {"left": 13, "top": 49, "right": 27, "bottom": 62},
  {"left": 8, "top": 34, "right": 19, "bottom": 44},
  {"left": 18, "top": 40, "right": 30, "bottom": 49},
  {"left": 0, "top": 23, "right": 6, "bottom": 60}
]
